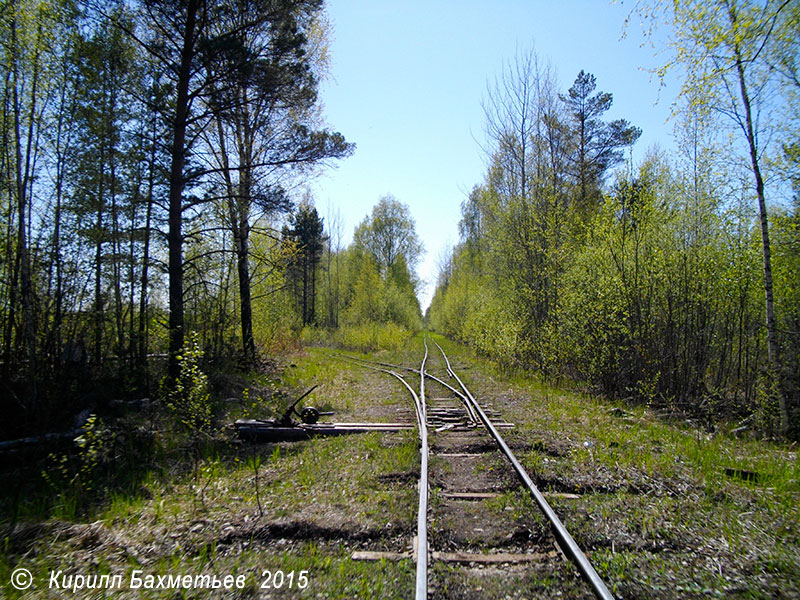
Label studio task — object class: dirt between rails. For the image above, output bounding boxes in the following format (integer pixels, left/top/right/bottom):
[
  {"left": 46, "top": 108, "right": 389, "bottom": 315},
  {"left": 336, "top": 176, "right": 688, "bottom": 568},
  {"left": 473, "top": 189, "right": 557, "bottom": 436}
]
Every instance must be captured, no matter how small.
[
  {"left": 429, "top": 430, "right": 541, "bottom": 545},
  {"left": 419, "top": 359, "right": 597, "bottom": 599}
]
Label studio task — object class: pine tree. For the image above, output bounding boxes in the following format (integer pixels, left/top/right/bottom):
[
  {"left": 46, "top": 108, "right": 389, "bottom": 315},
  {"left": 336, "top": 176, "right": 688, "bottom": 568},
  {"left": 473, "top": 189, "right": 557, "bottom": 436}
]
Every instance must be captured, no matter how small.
[
  {"left": 203, "top": 0, "right": 351, "bottom": 363},
  {"left": 284, "top": 204, "right": 325, "bottom": 326},
  {"left": 561, "top": 70, "right": 641, "bottom": 212}
]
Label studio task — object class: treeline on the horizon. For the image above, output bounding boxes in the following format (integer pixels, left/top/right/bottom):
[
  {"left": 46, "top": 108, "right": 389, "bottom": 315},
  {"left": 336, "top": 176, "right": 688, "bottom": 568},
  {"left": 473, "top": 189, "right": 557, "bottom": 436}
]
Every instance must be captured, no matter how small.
[
  {"left": 286, "top": 194, "right": 424, "bottom": 352},
  {"left": 427, "top": 2, "right": 799, "bottom": 437}
]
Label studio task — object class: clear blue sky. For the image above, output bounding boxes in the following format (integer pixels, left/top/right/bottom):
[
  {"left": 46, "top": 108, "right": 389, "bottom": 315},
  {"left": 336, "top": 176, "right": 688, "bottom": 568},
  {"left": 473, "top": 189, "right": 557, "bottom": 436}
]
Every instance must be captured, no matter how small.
[{"left": 310, "top": 0, "right": 679, "bottom": 310}]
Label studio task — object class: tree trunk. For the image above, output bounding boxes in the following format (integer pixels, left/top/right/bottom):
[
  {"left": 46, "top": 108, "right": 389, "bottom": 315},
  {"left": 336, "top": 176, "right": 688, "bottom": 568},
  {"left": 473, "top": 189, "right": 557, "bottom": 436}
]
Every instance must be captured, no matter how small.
[
  {"left": 45, "top": 63, "right": 71, "bottom": 370},
  {"left": 236, "top": 222, "right": 255, "bottom": 363},
  {"left": 108, "top": 79, "right": 124, "bottom": 359},
  {"left": 732, "top": 25, "right": 787, "bottom": 434},
  {"left": 167, "top": 0, "right": 199, "bottom": 382},
  {"left": 302, "top": 250, "right": 308, "bottom": 325},
  {"left": 309, "top": 248, "right": 316, "bottom": 325},
  {"left": 138, "top": 123, "right": 155, "bottom": 365},
  {"left": 327, "top": 237, "right": 333, "bottom": 327},
  {"left": 11, "top": 13, "right": 38, "bottom": 400},
  {"left": 94, "top": 135, "right": 105, "bottom": 366},
  {"left": 213, "top": 93, "right": 257, "bottom": 365},
  {"left": 235, "top": 96, "right": 256, "bottom": 365}
]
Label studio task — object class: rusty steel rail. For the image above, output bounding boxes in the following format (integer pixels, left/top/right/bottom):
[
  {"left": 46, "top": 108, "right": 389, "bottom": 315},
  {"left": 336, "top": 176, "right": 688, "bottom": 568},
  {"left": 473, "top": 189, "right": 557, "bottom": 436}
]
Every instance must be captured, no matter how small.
[
  {"left": 431, "top": 339, "right": 615, "bottom": 600},
  {"left": 417, "top": 339, "right": 429, "bottom": 600},
  {"left": 329, "top": 351, "right": 478, "bottom": 426},
  {"left": 332, "top": 348, "right": 430, "bottom": 598},
  {"left": 380, "top": 355, "right": 429, "bottom": 599}
]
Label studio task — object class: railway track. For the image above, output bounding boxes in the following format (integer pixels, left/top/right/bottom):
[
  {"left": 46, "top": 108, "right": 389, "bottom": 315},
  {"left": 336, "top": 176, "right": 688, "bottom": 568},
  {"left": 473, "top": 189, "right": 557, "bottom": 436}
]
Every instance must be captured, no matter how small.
[{"left": 338, "top": 338, "right": 614, "bottom": 599}]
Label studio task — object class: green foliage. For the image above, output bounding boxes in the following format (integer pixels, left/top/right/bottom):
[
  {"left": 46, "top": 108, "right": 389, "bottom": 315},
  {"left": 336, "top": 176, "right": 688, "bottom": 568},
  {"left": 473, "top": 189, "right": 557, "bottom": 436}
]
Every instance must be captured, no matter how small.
[
  {"left": 72, "top": 415, "right": 109, "bottom": 490},
  {"left": 352, "top": 194, "right": 424, "bottom": 275},
  {"left": 288, "top": 208, "right": 424, "bottom": 352},
  {"left": 428, "top": 45, "right": 793, "bottom": 433},
  {"left": 771, "top": 204, "right": 800, "bottom": 434},
  {"left": 40, "top": 414, "right": 114, "bottom": 516},
  {"left": 334, "top": 322, "right": 413, "bottom": 353},
  {"left": 630, "top": 0, "right": 799, "bottom": 435},
  {"left": 754, "top": 372, "right": 784, "bottom": 434},
  {"left": 163, "top": 332, "right": 212, "bottom": 437},
  {"left": 328, "top": 198, "right": 423, "bottom": 348},
  {"left": 284, "top": 204, "right": 326, "bottom": 326},
  {"left": 343, "top": 253, "right": 387, "bottom": 326},
  {"left": 431, "top": 253, "right": 525, "bottom": 367},
  {"left": 433, "top": 148, "right": 773, "bottom": 416},
  {"left": 251, "top": 221, "right": 300, "bottom": 351},
  {"left": 278, "top": 195, "right": 425, "bottom": 353}
]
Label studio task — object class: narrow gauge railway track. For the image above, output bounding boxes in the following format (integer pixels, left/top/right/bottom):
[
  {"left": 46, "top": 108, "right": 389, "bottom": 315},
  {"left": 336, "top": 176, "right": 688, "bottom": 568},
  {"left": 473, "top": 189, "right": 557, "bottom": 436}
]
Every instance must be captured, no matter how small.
[{"left": 334, "top": 339, "right": 614, "bottom": 600}]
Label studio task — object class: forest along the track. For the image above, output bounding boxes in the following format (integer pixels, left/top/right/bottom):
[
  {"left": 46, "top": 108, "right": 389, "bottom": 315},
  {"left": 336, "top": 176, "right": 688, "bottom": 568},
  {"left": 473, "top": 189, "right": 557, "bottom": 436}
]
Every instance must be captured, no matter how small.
[{"left": 341, "top": 338, "right": 614, "bottom": 600}]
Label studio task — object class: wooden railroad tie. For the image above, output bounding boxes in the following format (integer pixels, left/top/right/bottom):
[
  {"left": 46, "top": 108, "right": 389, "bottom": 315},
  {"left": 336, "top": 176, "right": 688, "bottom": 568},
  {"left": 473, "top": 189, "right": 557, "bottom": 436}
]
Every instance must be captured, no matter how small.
[
  {"left": 351, "top": 549, "right": 559, "bottom": 564},
  {"left": 434, "top": 452, "right": 486, "bottom": 458},
  {"left": 440, "top": 491, "right": 582, "bottom": 500}
]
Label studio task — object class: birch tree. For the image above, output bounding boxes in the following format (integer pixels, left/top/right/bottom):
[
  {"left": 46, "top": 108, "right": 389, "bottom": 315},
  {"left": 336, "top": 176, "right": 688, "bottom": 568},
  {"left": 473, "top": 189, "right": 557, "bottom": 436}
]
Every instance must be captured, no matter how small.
[{"left": 632, "top": 0, "right": 797, "bottom": 433}]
